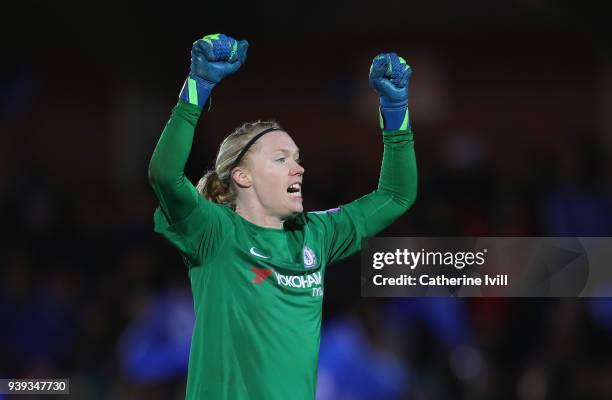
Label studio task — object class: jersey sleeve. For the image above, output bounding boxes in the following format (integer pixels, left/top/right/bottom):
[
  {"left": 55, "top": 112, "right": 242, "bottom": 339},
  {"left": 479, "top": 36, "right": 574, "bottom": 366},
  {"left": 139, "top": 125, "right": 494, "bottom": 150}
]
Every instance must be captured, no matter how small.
[
  {"left": 148, "top": 101, "right": 231, "bottom": 266},
  {"left": 148, "top": 101, "right": 201, "bottom": 223},
  {"left": 153, "top": 188, "right": 232, "bottom": 267},
  {"left": 307, "top": 128, "right": 417, "bottom": 266}
]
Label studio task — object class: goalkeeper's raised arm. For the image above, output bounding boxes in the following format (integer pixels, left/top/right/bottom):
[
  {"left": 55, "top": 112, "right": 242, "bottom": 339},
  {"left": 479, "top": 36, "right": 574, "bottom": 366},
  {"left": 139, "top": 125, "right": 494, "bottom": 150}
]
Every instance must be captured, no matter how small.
[
  {"left": 364, "top": 51, "right": 418, "bottom": 230},
  {"left": 147, "top": 34, "right": 248, "bottom": 224},
  {"left": 306, "top": 52, "right": 417, "bottom": 266}
]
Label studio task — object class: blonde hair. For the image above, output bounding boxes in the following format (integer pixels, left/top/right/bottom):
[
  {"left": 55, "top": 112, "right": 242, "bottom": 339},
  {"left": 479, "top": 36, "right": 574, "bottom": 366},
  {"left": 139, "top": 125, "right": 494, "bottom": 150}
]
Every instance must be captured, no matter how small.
[{"left": 197, "top": 120, "right": 282, "bottom": 208}]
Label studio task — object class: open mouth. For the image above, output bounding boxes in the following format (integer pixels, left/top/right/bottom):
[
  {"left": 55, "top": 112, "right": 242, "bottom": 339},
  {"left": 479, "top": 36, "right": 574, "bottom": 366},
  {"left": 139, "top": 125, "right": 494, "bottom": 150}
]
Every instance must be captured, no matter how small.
[{"left": 286, "top": 183, "right": 302, "bottom": 198}]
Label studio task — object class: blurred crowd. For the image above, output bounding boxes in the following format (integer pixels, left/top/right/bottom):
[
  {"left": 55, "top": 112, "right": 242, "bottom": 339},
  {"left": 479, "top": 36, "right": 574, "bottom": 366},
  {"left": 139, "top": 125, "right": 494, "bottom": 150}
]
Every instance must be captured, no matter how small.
[{"left": 2, "top": 13, "right": 612, "bottom": 400}]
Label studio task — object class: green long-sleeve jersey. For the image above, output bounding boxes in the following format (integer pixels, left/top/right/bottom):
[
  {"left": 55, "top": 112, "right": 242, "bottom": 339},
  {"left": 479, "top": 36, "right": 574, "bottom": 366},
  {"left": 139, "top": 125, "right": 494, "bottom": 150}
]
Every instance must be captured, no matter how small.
[{"left": 148, "top": 101, "right": 417, "bottom": 400}]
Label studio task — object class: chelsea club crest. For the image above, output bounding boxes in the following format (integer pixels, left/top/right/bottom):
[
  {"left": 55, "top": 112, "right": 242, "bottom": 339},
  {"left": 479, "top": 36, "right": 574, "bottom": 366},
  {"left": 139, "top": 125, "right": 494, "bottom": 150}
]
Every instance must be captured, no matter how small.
[{"left": 303, "top": 246, "right": 317, "bottom": 269}]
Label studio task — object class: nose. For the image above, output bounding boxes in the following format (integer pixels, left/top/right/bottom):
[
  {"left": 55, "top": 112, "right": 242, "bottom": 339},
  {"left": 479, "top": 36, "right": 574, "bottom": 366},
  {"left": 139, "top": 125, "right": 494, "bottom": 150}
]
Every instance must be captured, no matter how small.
[{"left": 291, "top": 160, "right": 304, "bottom": 176}]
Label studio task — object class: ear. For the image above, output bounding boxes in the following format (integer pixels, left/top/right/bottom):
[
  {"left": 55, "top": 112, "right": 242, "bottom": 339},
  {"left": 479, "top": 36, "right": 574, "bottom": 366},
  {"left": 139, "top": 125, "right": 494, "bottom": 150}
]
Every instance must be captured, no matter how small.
[{"left": 231, "top": 167, "right": 252, "bottom": 188}]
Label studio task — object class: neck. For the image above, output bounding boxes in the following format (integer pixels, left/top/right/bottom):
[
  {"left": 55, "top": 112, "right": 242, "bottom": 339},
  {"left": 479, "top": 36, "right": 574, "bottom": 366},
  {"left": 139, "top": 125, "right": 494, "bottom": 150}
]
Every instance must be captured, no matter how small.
[{"left": 235, "top": 203, "right": 285, "bottom": 229}]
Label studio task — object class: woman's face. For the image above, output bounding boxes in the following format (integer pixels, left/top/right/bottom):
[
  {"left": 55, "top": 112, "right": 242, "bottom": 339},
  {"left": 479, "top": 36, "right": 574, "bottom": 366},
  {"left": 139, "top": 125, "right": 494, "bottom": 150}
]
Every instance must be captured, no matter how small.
[{"left": 246, "top": 130, "right": 304, "bottom": 218}]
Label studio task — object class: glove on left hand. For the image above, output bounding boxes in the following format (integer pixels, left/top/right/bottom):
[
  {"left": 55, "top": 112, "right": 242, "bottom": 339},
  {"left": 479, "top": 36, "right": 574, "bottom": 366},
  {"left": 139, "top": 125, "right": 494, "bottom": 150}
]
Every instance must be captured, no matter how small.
[
  {"left": 179, "top": 33, "right": 249, "bottom": 110},
  {"left": 369, "top": 53, "right": 412, "bottom": 131}
]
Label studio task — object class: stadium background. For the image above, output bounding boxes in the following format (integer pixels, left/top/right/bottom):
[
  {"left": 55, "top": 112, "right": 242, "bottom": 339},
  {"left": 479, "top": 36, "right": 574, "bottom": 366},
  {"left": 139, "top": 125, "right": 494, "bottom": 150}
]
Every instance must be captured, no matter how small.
[{"left": 1, "top": 1, "right": 612, "bottom": 399}]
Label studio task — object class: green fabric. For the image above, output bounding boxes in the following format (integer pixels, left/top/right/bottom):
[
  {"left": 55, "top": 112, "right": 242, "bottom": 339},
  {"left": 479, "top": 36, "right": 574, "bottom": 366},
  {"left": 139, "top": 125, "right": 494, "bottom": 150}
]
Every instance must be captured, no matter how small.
[
  {"left": 148, "top": 101, "right": 417, "bottom": 399},
  {"left": 149, "top": 101, "right": 203, "bottom": 224}
]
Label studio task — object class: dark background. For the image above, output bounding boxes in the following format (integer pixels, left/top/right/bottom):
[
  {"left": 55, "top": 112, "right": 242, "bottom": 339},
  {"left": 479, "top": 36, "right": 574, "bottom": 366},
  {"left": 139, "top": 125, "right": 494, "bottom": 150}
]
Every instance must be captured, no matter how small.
[{"left": 1, "top": 2, "right": 612, "bottom": 399}]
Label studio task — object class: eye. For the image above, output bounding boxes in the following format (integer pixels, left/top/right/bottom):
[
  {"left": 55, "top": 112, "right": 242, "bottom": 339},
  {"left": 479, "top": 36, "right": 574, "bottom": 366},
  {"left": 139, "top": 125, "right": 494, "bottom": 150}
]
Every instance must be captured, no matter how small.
[{"left": 275, "top": 157, "right": 286, "bottom": 163}]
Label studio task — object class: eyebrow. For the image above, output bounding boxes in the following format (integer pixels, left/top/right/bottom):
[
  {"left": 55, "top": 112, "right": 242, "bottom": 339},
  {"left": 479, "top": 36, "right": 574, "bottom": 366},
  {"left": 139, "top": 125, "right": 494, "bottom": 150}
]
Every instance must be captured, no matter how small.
[{"left": 272, "top": 149, "right": 300, "bottom": 155}]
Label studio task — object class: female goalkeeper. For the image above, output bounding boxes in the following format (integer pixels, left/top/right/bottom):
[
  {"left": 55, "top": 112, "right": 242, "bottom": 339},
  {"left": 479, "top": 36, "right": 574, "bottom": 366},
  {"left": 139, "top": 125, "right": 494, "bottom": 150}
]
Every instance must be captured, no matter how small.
[{"left": 148, "top": 33, "right": 417, "bottom": 400}]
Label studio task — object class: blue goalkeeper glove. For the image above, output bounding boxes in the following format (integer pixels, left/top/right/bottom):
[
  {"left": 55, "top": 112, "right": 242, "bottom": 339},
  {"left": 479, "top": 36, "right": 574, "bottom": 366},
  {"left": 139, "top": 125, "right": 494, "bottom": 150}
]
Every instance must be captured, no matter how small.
[
  {"left": 368, "top": 53, "right": 412, "bottom": 131},
  {"left": 179, "top": 33, "right": 249, "bottom": 109}
]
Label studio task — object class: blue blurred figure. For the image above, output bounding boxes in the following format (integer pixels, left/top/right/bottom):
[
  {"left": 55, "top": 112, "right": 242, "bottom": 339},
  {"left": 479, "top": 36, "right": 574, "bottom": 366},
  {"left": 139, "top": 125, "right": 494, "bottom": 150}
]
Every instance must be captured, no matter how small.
[
  {"left": 317, "top": 317, "right": 409, "bottom": 400},
  {"left": 117, "top": 288, "right": 194, "bottom": 384},
  {"left": 386, "top": 298, "right": 472, "bottom": 349}
]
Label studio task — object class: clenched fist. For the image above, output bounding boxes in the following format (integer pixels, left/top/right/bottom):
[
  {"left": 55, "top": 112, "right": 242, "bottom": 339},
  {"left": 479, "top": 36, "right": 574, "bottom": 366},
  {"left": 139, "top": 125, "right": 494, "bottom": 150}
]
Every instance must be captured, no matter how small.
[
  {"left": 369, "top": 53, "right": 412, "bottom": 131},
  {"left": 179, "top": 33, "right": 249, "bottom": 109}
]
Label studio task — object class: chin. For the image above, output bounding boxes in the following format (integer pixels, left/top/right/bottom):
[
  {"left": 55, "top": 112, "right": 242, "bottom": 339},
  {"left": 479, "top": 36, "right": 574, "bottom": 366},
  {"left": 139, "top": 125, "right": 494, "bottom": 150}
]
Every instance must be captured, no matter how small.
[
  {"left": 286, "top": 207, "right": 303, "bottom": 216},
  {"left": 291, "top": 201, "right": 304, "bottom": 213},
  {"left": 282, "top": 205, "right": 303, "bottom": 219},
  {"left": 285, "top": 195, "right": 303, "bottom": 214}
]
